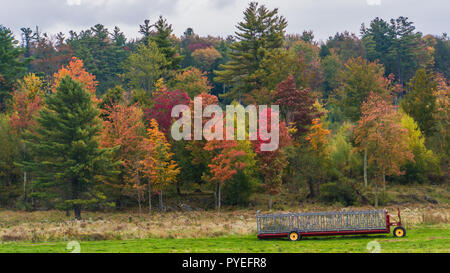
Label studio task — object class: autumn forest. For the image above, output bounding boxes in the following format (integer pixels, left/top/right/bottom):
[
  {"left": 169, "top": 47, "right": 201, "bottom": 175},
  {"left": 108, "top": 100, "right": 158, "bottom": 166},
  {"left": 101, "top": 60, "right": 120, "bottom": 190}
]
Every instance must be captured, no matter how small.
[{"left": 0, "top": 2, "right": 448, "bottom": 220}]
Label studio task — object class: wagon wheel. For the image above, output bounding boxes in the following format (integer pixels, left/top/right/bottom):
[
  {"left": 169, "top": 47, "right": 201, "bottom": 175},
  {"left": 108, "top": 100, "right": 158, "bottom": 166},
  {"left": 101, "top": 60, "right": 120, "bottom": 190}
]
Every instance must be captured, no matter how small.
[
  {"left": 393, "top": 227, "right": 406, "bottom": 237},
  {"left": 288, "top": 231, "right": 300, "bottom": 241}
]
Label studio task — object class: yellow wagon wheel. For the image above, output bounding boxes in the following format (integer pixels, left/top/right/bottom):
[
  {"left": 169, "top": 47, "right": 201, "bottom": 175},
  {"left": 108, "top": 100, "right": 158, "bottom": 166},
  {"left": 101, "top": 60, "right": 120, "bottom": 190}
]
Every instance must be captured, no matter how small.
[
  {"left": 288, "top": 231, "right": 300, "bottom": 241},
  {"left": 393, "top": 227, "right": 406, "bottom": 237}
]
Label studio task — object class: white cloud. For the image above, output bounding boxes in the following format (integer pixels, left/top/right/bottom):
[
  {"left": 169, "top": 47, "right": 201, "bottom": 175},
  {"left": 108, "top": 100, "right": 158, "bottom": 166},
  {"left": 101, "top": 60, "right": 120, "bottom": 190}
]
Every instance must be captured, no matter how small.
[
  {"left": 2, "top": 0, "right": 447, "bottom": 41},
  {"left": 66, "top": 0, "right": 82, "bottom": 6},
  {"left": 367, "top": 0, "right": 381, "bottom": 6}
]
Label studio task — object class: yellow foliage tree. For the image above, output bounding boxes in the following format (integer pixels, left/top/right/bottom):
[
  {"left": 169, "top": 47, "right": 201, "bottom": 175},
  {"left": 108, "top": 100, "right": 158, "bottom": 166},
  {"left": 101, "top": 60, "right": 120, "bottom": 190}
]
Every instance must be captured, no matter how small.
[
  {"left": 140, "top": 119, "right": 179, "bottom": 213},
  {"left": 305, "top": 118, "right": 331, "bottom": 153}
]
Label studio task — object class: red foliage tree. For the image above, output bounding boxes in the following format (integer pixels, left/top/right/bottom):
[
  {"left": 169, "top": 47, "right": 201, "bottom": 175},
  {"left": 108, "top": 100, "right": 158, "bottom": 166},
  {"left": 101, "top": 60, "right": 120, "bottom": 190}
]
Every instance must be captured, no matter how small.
[
  {"left": 144, "top": 89, "right": 190, "bottom": 133},
  {"left": 275, "top": 74, "right": 321, "bottom": 138},
  {"left": 253, "top": 107, "right": 291, "bottom": 209}
]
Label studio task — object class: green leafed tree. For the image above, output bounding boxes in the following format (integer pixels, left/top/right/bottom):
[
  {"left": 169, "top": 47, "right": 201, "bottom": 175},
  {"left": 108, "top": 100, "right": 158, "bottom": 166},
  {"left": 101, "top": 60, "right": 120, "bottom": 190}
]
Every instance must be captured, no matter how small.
[
  {"left": 399, "top": 112, "right": 440, "bottom": 183},
  {"left": 122, "top": 39, "right": 167, "bottom": 95},
  {"left": 22, "top": 76, "right": 118, "bottom": 219},
  {"left": 401, "top": 69, "right": 437, "bottom": 137},
  {"left": 333, "top": 57, "right": 391, "bottom": 122}
]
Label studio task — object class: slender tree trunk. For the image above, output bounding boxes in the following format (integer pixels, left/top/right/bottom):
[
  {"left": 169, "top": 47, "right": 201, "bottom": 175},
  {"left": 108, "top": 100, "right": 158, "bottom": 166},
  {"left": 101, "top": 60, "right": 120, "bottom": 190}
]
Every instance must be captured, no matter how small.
[
  {"left": 382, "top": 167, "right": 386, "bottom": 191},
  {"left": 137, "top": 199, "right": 142, "bottom": 216},
  {"left": 269, "top": 195, "right": 272, "bottom": 211},
  {"left": 215, "top": 182, "right": 219, "bottom": 210},
  {"left": 308, "top": 180, "right": 315, "bottom": 199},
  {"left": 374, "top": 179, "right": 379, "bottom": 207},
  {"left": 22, "top": 142, "right": 27, "bottom": 206},
  {"left": 72, "top": 179, "right": 82, "bottom": 220},
  {"left": 364, "top": 147, "right": 368, "bottom": 187},
  {"left": 74, "top": 205, "right": 81, "bottom": 220},
  {"left": 159, "top": 189, "right": 163, "bottom": 212},
  {"left": 30, "top": 177, "right": 34, "bottom": 210},
  {"left": 23, "top": 171, "right": 27, "bottom": 204},
  {"left": 136, "top": 175, "right": 142, "bottom": 216},
  {"left": 218, "top": 183, "right": 221, "bottom": 213},
  {"left": 148, "top": 183, "right": 152, "bottom": 214}
]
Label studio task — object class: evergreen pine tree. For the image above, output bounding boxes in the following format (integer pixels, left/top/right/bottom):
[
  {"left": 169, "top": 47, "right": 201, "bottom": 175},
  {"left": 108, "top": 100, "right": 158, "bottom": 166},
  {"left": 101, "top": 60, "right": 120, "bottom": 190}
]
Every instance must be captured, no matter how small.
[
  {"left": 23, "top": 76, "right": 118, "bottom": 219},
  {"left": 214, "top": 2, "right": 287, "bottom": 101},
  {"left": 0, "top": 26, "right": 29, "bottom": 111},
  {"left": 152, "top": 16, "right": 183, "bottom": 72}
]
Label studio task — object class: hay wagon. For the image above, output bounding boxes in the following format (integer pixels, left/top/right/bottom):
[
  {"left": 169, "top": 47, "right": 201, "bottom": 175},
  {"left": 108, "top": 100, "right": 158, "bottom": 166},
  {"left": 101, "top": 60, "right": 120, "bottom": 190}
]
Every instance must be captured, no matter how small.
[{"left": 257, "top": 209, "right": 405, "bottom": 241}]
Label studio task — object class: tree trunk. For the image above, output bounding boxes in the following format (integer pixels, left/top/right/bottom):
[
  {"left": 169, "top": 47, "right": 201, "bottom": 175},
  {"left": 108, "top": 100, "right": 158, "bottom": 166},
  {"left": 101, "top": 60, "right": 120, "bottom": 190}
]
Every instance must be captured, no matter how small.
[
  {"left": 382, "top": 167, "right": 386, "bottom": 191},
  {"left": 159, "top": 189, "right": 164, "bottom": 212},
  {"left": 215, "top": 182, "right": 219, "bottom": 210},
  {"left": 72, "top": 178, "right": 81, "bottom": 219},
  {"left": 74, "top": 205, "right": 81, "bottom": 220},
  {"left": 374, "top": 180, "right": 379, "bottom": 207},
  {"left": 269, "top": 195, "right": 272, "bottom": 211},
  {"left": 22, "top": 142, "right": 27, "bottom": 206},
  {"left": 30, "top": 177, "right": 35, "bottom": 211},
  {"left": 148, "top": 183, "right": 152, "bottom": 214},
  {"left": 137, "top": 195, "right": 142, "bottom": 216},
  {"left": 308, "top": 179, "right": 315, "bottom": 199},
  {"left": 135, "top": 173, "right": 142, "bottom": 216},
  {"left": 23, "top": 171, "right": 27, "bottom": 205},
  {"left": 364, "top": 147, "right": 368, "bottom": 187},
  {"left": 218, "top": 183, "right": 221, "bottom": 213},
  {"left": 137, "top": 189, "right": 142, "bottom": 217}
]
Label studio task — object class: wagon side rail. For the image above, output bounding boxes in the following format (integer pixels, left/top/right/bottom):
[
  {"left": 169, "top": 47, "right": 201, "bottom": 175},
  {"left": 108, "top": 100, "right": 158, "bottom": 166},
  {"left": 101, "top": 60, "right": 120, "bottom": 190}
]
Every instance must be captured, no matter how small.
[{"left": 257, "top": 210, "right": 388, "bottom": 235}]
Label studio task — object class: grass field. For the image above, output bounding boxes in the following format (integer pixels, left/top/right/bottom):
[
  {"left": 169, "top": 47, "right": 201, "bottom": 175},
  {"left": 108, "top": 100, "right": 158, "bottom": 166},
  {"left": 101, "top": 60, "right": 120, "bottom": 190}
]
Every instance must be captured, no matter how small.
[{"left": 0, "top": 224, "right": 448, "bottom": 253}]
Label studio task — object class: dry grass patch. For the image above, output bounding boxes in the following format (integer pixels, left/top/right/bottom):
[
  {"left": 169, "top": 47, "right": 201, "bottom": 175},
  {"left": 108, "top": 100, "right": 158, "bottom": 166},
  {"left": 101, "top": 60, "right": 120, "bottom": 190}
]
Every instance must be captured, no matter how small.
[{"left": 0, "top": 204, "right": 448, "bottom": 243}]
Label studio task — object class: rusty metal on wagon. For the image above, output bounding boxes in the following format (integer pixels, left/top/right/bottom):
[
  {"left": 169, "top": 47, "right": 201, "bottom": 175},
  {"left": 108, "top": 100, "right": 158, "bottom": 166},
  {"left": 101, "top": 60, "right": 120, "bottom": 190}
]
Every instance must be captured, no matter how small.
[{"left": 256, "top": 209, "right": 405, "bottom": 241}]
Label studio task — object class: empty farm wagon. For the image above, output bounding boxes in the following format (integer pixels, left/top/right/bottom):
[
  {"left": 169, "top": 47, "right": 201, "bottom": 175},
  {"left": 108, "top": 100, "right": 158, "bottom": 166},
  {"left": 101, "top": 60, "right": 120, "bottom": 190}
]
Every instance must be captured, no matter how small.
[{"left": 257, "top": 209, "right": 405, "bottom": 241}]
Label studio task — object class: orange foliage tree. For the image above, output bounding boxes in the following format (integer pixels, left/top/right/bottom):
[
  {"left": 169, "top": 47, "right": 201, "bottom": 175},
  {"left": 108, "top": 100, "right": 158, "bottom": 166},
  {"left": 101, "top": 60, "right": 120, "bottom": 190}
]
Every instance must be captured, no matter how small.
[
  {"left": 100, "top": 102, "right": 145, "bottom": 210},
  {"left": 305, "top": 118, "right": 331, "bottom": 152},
  {"left": 354, "top": 92, "right": 413, "bottom": 206},
  {"left": 204, "top": 140, "right": 248, "bottom": 212},
  {"left": 53, "top": 57, "right": 99, "bottom": 102}
]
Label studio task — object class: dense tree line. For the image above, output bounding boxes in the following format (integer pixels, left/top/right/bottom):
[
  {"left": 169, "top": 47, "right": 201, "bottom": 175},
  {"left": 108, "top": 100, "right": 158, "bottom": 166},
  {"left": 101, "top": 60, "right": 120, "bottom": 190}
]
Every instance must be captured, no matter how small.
[{"left": 0, "top": 2, "right": 448, "bottom": 218}]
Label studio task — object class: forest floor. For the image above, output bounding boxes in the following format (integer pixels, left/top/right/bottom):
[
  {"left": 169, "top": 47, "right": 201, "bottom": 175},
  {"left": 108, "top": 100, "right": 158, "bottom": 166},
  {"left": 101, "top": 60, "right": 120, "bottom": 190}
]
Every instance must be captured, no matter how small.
[{"left": 0, "top": 184, "right": 448, "bottom": 253}]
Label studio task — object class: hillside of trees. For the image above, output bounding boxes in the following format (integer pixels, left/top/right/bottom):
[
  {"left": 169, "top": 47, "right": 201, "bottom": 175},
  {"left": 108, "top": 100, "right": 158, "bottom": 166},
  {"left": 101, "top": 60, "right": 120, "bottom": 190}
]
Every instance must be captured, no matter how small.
[{"left": 0, "top": 2, "right": 448, "bottom": 219}]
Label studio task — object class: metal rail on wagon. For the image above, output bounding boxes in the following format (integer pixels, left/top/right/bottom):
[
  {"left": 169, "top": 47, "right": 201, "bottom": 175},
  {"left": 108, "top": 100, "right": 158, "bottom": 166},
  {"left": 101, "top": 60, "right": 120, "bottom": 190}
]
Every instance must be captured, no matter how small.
[{"left": 257, "top": 209, "right": 405, "bottom": 241}]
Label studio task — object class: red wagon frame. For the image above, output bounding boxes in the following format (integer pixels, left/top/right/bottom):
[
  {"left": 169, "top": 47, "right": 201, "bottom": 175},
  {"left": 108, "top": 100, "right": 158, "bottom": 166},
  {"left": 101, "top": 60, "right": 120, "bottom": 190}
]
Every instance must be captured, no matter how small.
[{"left": 257, "top": 209, "right": 405, "bottom": 240}]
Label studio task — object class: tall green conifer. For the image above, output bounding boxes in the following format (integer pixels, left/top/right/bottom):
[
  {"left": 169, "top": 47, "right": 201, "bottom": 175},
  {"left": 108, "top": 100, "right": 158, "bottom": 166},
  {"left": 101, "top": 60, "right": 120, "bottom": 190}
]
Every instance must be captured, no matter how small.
[{"left": 23, "top": 76, "right": 118, "bottom": 219}]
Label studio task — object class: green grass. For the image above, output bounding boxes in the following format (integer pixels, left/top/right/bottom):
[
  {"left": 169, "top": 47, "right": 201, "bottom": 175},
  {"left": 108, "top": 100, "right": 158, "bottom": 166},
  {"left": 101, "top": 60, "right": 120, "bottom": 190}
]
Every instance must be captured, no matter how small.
[{"left": 0, "top": 224, "right": 448, "bottom": 253}]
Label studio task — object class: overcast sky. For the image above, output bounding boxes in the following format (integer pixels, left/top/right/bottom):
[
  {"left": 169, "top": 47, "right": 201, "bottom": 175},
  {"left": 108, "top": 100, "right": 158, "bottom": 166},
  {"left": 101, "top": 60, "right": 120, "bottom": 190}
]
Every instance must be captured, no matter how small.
[{"left": 1, "top": 0, "right": 449, "bottom": 43}]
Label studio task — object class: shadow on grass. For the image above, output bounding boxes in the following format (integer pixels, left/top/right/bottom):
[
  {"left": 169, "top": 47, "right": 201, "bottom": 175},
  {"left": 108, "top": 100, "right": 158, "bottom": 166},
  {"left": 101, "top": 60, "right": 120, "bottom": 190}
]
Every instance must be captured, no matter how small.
[{"left": 256, "top": 234, "right": 391, "bottom": 242}]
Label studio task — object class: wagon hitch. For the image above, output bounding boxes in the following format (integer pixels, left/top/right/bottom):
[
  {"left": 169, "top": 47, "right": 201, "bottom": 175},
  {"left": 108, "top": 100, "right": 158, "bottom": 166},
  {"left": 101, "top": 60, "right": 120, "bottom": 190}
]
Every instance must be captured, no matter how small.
[
  {"left": 389, "top": 208, "right": 406, "bottom": 237},
  {"left": 388, "top": 208, "right": 402, "bottom": 227}
]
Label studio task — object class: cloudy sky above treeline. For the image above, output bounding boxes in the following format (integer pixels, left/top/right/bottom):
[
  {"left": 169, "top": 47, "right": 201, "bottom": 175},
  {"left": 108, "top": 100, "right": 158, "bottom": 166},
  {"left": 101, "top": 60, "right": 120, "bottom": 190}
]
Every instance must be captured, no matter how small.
[{"left": 1, "top": 0, "right": 448, "bottom": 42}]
